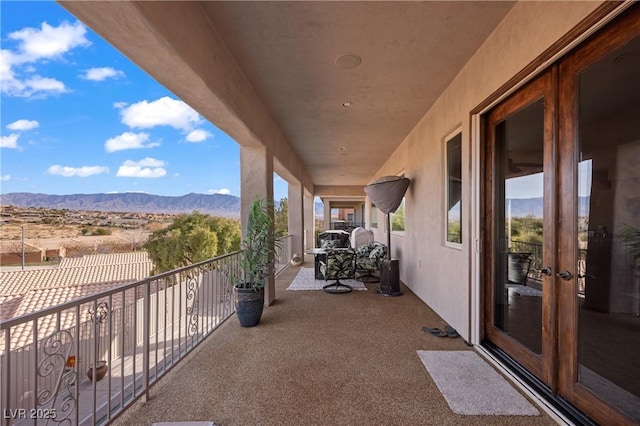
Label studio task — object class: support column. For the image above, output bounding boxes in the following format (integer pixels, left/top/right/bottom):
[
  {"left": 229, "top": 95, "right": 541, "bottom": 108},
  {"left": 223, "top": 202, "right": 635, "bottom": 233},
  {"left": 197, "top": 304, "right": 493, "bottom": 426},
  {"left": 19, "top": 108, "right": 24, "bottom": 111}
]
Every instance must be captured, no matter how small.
[
  {"left": 288, "top": 182, "right": 304, "bottom": 258},
  {"left": 304, "top": 192, "right": 314, "bottom": 250},
  {"left": 364, "top": 200, "right": 371, "bottom": 229},
  {"left": 323, "top": 199, "right": 331, "bottom": 232},
  {"left": 240, "top": 145, "right": 275, "bottom": 305}
]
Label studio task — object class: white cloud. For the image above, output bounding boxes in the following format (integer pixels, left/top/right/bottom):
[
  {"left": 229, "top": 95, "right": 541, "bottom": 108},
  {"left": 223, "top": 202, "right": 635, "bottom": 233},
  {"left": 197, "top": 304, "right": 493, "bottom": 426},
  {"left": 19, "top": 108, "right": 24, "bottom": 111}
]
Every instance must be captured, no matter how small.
[
  {"left": 186, "top": 129, "right": 212, "bottom": 143},
  {"left": 1, "top": 175, "right": 10, "bottom": 181},
  {"left": 0, "top": 134, "right": 19, "bottom": 149},
  {"left": 1, "top": 21, "right": 89, "bottom": 98},
  {"left": 7, "top": 119, "right": 39, "bottom": 131},
  {"left": 46, "top": 165, "right": 109, "bottom": 177},
  {"left": 8, "top": 21, "right": 89, "bottom": 62},
  {"left": 208, "top": 188, "right": 231, "bottom": 195},
  {"left": 1, "top": 69, "right": 67, "bottom": 97},
  {"left": 113, "top": 101, "right": 128, "bottom": 109},
  {"left": 120, "top": 97, "right": 202, "bottom": 132},
  {"left": 104, "top": 132, "right": 160, "bottom": 153},
  {"left": 116, "top": 158, "right": 166, "bottom": 178},
  {"left": 25, "top": 75, "right": 66, "bottom": 93},
  {"left": 137, "top": 158, "right": 164, "bottom": 167},
  {"left": 81, "top": 67, "right": 125, "bottom": 81}
]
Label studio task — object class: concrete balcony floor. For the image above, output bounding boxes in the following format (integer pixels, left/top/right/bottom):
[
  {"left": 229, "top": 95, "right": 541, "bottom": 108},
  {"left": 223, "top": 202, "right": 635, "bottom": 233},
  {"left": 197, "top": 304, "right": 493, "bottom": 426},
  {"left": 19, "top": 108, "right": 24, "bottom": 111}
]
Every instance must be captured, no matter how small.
[{"left": 112, "top": 258, "right": 557, "bottom": 426}]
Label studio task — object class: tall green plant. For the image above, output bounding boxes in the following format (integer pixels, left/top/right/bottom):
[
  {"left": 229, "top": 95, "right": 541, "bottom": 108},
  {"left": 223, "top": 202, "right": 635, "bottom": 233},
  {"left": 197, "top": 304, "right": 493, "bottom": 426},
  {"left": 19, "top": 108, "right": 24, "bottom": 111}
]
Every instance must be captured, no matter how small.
[{"left": 236, "top": 197, "right": 282, "bottom": 291}]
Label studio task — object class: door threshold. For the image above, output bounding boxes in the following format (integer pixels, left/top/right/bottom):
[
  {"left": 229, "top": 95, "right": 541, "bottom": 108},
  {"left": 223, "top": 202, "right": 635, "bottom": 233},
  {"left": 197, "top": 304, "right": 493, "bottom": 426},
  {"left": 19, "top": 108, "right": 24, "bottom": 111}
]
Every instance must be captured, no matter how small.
[{"left": 475, "top": 344, "right": 594, "bottom": 426}]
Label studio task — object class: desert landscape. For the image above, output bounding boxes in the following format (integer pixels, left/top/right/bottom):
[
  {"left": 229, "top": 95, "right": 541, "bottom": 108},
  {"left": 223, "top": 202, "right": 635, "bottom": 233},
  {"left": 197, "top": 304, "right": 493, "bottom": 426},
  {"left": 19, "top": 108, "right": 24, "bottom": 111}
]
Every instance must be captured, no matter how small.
[{"left": 0, "top": 205, "right": 175, "bottom": 266}]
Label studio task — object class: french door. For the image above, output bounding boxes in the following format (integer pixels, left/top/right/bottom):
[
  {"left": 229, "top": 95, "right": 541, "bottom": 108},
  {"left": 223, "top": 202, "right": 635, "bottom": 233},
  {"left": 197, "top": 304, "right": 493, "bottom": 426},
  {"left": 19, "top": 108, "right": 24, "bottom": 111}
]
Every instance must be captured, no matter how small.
[{"left": 484, "top": 5, "right": 640, "bottom": 424}]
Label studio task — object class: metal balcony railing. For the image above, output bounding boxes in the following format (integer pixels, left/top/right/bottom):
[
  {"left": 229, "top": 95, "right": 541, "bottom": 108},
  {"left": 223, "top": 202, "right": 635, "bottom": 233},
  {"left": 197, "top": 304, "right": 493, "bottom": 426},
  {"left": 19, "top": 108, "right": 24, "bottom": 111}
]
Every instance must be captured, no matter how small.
[
  {"left": 0, "top": 251, "right": 242, "bottom": 425},
  {"left": 275, "top": 235, "right": 292, "bottom": 274}
]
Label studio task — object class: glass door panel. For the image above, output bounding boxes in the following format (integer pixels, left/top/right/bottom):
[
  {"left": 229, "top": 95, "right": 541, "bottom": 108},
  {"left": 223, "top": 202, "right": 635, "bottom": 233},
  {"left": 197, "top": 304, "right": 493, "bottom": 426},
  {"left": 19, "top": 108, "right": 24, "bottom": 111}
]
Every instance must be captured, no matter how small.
[
  {"left": 571, "top": 31, "right": 640, "bottom": 423},
  {"left": 485, "top": 71, "right": 555, "bottom": 383},
  {"left": 493, "top": 98, "right": 545, "bottom": 356}
]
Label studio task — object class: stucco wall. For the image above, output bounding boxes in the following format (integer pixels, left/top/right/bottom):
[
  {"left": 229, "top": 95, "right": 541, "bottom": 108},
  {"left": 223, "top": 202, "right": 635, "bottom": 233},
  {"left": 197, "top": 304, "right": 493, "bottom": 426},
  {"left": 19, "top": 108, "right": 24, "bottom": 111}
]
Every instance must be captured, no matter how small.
[{"left": 373, "top": 1, "right": 603, "bottom": 338}]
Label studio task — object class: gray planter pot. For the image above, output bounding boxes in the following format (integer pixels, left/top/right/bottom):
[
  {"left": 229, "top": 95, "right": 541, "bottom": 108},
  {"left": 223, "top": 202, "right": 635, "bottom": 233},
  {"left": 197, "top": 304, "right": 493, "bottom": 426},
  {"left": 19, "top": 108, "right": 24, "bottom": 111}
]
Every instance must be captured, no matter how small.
[{"left": 234, "top": 286, "right": 265, "bottom": 327}]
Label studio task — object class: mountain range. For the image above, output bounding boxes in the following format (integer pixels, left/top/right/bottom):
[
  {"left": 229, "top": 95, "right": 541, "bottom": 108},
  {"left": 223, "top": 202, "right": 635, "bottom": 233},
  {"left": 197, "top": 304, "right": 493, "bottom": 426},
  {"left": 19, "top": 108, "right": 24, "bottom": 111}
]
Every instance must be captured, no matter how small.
[
  {"left": 1, "top": 192, "right": 242, "bottom": 217},
  {"left": 0, "top": 192, "right": 327, "bottom": 218}
]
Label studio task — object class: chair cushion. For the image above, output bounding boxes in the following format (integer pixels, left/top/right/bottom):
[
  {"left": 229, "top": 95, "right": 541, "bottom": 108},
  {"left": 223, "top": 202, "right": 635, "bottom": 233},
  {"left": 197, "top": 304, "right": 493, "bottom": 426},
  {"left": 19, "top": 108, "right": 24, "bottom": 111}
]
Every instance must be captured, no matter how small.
[
  {"left": 355, "top": 243, "right": 387, "bottom": 271},
  {"left": 356, "top": 242, "right": 375, "bottom": 258},
  {"left": 369, "top": 244, "right": 387, "bottom": 262},
  {"left": 322, "top": 248, "right": 356, "bottom": 280},
  {"left": 321, "top": 239, "right": 342, "bottom": 249}
]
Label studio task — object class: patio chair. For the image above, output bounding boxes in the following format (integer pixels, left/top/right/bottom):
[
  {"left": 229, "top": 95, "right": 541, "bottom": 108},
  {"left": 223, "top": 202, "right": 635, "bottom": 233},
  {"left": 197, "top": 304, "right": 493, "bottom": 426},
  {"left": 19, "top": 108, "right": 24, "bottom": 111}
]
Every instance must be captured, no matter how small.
[
  {"left": 321, "top": 239, "right": 343, "bottom": 249},
  {"left": 317, "top": 230, "right": 350, "bottom": 248},
  {"left": 320, "top": 248, "right": 356, "bottom": 294},
  {"left": 355, "top": 242, "right": 387, "bottom": 283},
  {"left": 350, "top": 227, "right": 374, "bottom": 249}
]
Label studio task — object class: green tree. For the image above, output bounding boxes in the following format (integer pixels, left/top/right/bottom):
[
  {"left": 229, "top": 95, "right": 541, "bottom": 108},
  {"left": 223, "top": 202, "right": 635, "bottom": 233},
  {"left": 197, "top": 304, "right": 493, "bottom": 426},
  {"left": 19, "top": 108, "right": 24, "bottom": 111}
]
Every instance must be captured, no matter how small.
[
  {"left": 274, "top": 197, "right": 288, "bottom": 237},
  {"left": 510, "top": 215, "right": 543, "bottom": 244},
  {"left": 144, "top": 212, "right": 241, "bottom": 274}
]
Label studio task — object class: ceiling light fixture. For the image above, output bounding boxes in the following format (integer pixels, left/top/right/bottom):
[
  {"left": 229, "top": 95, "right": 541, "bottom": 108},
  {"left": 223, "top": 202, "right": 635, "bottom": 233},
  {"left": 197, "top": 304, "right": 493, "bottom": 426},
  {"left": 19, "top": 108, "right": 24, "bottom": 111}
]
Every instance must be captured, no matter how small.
[
  {"left": 342, "top": 101, "right": 353, "bottom": 108},
  {"left": 335, "top": 53, "right": 362, "bottom": 69}
]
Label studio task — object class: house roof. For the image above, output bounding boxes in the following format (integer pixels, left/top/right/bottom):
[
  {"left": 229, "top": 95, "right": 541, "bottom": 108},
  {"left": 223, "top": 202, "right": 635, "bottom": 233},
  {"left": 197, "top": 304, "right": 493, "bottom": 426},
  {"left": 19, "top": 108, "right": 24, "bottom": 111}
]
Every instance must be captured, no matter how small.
[
  {"left": 0, "top": 252, "right": 154, "bottom": 353},
  {"left": 0, "top": 240, "right": 44, "bottom": 254},
  {"left": 0, "top": 280, "right": 139, "bottom": 352}
]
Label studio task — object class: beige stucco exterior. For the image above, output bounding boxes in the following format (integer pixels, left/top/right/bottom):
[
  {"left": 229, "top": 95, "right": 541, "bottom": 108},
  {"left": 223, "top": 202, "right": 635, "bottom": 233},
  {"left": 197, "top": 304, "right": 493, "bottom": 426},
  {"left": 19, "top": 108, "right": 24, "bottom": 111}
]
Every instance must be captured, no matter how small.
[
  {"left": 57, "top": 0, "right": 621, "bottom": 337},
  {"left": 38, "top": 1, "right": 640, "bottom": 421},
  {"left": 370, "top": 1, "right": 604, "bottom": 337}
]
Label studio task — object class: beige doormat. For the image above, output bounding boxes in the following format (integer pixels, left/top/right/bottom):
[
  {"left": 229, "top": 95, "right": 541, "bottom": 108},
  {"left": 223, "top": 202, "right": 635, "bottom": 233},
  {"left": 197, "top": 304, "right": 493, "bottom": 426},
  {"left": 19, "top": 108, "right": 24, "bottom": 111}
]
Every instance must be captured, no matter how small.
[{"left": 417, "top": 350, "right": 539, "bottom": 416}]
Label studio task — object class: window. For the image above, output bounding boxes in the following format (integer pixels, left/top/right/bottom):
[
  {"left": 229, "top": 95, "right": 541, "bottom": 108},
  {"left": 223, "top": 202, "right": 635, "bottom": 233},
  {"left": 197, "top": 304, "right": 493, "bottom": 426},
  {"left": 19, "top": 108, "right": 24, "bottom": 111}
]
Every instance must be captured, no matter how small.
[
  {"left": 370, "top": 203, "right": 378, "bottom": 228},
  {"left": 446, "top": 131, "right": 462, "bottom": 244},
  {"left": 391, "top": 197, "right": 405, "bottom": 233}
]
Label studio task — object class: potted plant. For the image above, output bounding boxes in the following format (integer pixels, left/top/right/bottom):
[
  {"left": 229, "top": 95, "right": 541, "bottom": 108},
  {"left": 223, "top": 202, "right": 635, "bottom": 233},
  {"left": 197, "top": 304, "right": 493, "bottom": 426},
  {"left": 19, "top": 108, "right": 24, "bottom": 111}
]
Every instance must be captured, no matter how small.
[
  {"left": 86, "top": 302, "right": 109, "bottom": 381},
  {"left": 233, "top": 197, "right": 281, "bottom": 327}
]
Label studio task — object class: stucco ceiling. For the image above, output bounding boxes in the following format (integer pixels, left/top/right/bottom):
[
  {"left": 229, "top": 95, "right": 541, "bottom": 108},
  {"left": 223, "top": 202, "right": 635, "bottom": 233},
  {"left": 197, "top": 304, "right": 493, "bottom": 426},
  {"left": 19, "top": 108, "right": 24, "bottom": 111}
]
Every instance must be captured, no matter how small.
[
  {"left": 201, "top": 2, "right": 515, "bottom": 186},
  {"left": 59, "top": 1, "right": 515, "bottom": 189}
]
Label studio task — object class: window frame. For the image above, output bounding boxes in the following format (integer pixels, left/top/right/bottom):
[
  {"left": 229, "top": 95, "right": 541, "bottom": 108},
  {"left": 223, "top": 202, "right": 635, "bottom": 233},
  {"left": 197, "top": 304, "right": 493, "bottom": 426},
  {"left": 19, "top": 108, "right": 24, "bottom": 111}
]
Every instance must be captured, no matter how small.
[
  {"left": 445, "top": 128, "right": 463, "bottom": 248},
  {"left": 370, "top": 202, "right": 378, "bottom": 229},
  {"left": 390, "top": 197, "right": 406, "bottom": 235}
]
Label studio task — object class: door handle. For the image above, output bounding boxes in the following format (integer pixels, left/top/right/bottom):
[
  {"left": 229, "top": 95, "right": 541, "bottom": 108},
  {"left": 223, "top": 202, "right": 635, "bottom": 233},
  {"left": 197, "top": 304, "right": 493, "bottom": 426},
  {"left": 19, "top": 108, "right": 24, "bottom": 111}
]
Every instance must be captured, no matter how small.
[
  {"left": 556, "top": 270, "right": 573, "bottom": 281},
  {"left": 541, "top": 266, "right": 552, "bottom": 276}
]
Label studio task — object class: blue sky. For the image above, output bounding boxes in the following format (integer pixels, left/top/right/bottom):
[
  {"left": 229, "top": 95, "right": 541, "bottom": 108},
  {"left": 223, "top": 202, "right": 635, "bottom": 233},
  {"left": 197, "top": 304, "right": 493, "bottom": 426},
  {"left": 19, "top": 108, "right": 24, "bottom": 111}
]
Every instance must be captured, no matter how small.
[{"left": 1, "top": 1, "right": 289, "bottom": 200}]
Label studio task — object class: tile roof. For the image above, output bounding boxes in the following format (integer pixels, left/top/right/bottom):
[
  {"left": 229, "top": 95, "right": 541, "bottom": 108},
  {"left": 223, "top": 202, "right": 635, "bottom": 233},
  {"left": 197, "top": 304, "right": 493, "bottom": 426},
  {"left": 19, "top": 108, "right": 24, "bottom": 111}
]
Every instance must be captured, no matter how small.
[
  {"left": 0, "top": 240, "right": 44, "bottom": 253},
  {"left": 0, "top": 252, "right": 154, "bottom": 352},
  {"left": 0, "top": 260, "right": 152, "bottom": 296},
  {"left": 0, "top": 280, "right": 140, "bottom": 352},
  {"left": 59, "top": 251, "right": 150, "bottom": 268}
]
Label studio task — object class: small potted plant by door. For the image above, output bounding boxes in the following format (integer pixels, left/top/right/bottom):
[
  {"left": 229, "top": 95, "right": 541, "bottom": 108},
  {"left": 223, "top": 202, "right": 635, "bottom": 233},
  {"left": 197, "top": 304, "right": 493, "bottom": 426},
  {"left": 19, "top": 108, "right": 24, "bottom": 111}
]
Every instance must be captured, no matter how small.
[{"left": 233, "top": 197, "right": 281, "bottom": 327}]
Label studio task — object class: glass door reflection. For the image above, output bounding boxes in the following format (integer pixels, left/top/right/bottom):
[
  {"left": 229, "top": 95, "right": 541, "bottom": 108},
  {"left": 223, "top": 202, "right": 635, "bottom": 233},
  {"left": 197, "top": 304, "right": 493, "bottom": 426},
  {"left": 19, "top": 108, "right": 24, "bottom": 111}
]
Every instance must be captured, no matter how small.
[{"left": 493, "top": 98, "right": 545, "bottom": 356}]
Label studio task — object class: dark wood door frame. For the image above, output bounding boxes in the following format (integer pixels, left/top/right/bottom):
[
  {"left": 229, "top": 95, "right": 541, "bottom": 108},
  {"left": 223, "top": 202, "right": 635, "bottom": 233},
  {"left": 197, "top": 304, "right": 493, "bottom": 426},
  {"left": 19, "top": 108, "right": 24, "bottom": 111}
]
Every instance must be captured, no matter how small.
[
  {"left": 483, "top": 69, "right": 557, "bottom": 387},
  {"left": 482, "top": 4, "right": 640, "bottom": 425},
  {"left": 556, "top": 4, "right": 640, "bottom": 425}
]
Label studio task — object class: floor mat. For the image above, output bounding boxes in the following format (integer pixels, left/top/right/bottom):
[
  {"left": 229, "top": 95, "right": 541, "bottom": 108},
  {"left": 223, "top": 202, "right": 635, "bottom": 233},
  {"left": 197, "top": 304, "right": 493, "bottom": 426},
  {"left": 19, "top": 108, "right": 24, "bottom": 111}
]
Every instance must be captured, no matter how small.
[
  {"left": 286, "top": 268, "right": 367, "bottom": 290},
  {"left": 417, "top": 350, "right": 539, "bottom": 416}
]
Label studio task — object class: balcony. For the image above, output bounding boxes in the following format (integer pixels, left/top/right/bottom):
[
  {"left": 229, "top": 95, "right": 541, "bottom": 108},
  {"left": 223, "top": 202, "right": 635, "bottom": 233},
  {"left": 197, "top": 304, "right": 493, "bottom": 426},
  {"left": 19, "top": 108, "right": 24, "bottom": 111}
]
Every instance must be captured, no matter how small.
[{"left": 2, "top": 248, "right": 556, "bottom": 425}]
